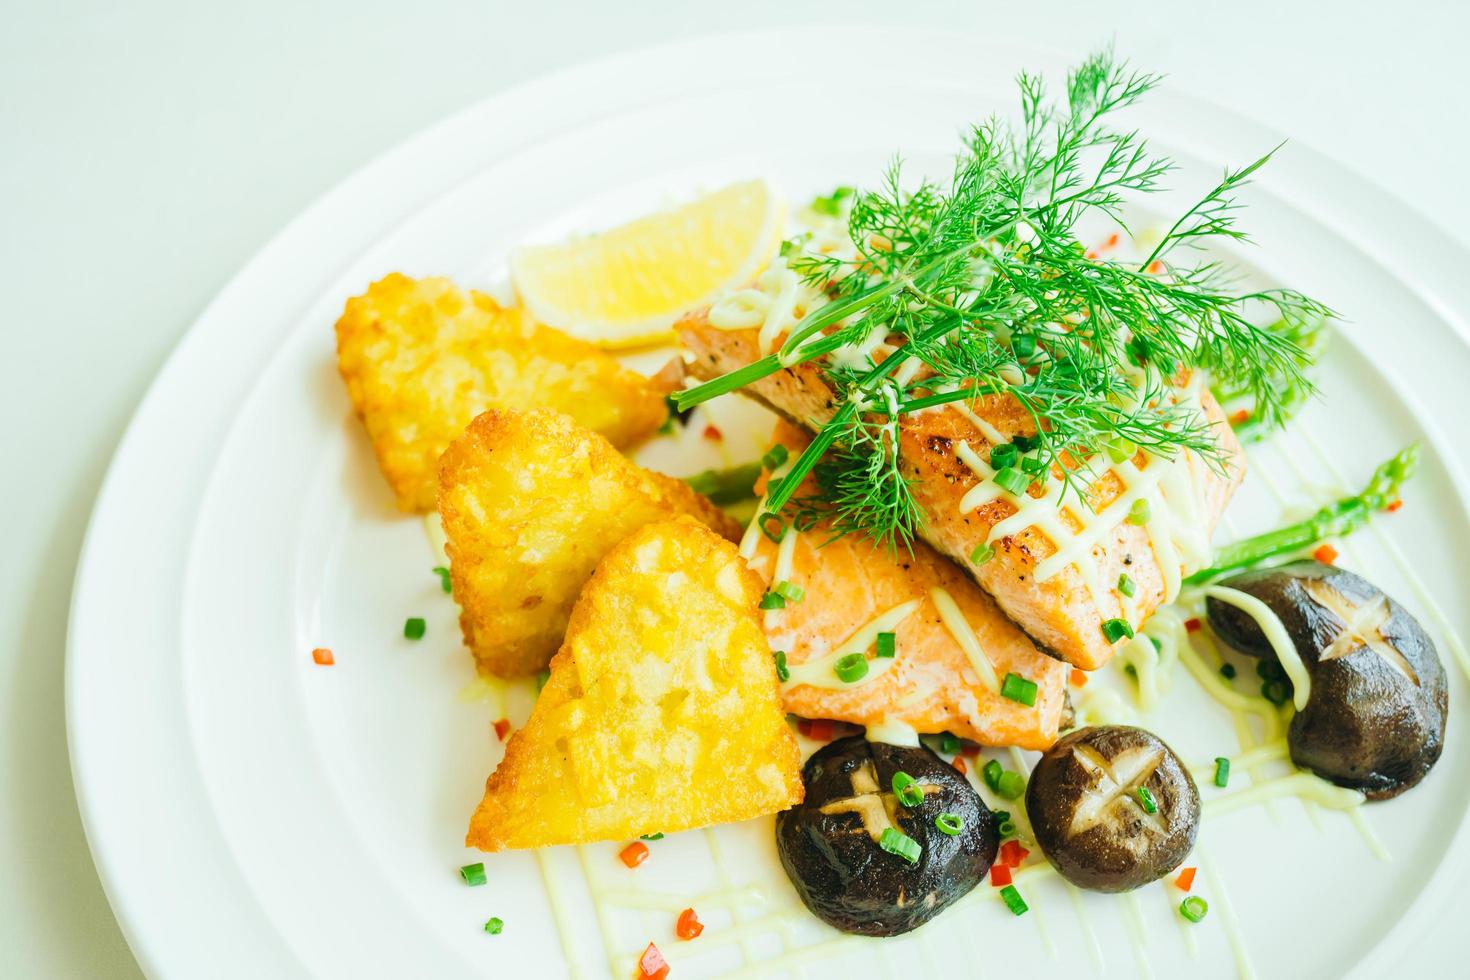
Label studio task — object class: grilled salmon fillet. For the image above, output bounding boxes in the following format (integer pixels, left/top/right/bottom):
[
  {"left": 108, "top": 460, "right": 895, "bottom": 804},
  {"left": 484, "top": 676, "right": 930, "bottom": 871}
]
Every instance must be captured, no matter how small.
[
  {"left": 680, "top": 310, "right": 1245, "bottom": 671},
  {"left": 747, "top": 422, "right": 1068, "bottom": 750}
]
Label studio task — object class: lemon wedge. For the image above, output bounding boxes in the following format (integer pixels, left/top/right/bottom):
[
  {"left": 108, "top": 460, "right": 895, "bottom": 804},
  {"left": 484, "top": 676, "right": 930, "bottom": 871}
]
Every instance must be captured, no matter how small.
[{"left": 510, "top": 179, "right": 785, "bottom": 348}]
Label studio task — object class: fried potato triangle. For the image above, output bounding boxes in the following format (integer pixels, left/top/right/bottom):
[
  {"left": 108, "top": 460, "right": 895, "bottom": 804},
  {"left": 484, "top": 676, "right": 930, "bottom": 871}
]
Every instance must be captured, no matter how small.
[
  {"left": 335, "top": 273, "right": 666, "bottom": 512},
  {"left": 439, "top": 408, "right": 740, "bottom": 677},
  {"left": 466, "top": 519, "right": 804, "bottom": 850}
]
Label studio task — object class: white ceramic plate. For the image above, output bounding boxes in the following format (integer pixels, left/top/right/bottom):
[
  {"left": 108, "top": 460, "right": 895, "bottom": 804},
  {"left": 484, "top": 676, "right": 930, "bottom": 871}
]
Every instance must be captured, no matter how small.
[{"left": 68, "top": 28, "right": 1470, "bottom": 979}]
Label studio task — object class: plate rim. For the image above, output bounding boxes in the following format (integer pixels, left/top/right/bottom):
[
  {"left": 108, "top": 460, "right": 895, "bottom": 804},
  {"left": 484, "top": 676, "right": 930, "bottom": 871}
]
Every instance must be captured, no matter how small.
[{"left": 65, "top": 25, "right": 1470, "bottom": 978}]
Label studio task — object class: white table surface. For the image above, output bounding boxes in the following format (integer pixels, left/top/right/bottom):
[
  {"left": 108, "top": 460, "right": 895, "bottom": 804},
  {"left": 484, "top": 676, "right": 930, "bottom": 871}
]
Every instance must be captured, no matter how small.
[{"left": 3, "top": 1, "right": 1466, "bottom": 976}]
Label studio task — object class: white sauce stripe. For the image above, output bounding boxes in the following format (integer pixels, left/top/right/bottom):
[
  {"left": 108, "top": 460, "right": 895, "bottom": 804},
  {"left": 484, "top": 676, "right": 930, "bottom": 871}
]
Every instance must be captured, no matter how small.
[
  {"left": 930, "top": 587, "right": 1000, "bottom": 692},
  {"left": 782, "top": 599, "right": 920, "bottom": 691},
  {"left": 1203, "top": 585, "right": 1311, "bottom": 710}
]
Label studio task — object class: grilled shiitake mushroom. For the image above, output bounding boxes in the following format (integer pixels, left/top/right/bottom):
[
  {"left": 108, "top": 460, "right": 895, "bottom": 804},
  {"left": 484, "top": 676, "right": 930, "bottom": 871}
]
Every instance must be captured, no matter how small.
[
  {"left": 1027, "top": 726, "right": 1200, "bottom": 892},
  {"left": 1206, "top": 559, "right": 1447, "bottom": 799},
  {"left": 775, "top": 736, "right": 997, "bottom": 936}
]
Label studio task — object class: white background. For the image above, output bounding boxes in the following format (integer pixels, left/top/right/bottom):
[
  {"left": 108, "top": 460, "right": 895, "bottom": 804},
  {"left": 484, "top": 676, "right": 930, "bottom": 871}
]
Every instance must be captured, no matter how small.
[{"left": 3, "top": 1, "right": 1466, "bottom": 976}]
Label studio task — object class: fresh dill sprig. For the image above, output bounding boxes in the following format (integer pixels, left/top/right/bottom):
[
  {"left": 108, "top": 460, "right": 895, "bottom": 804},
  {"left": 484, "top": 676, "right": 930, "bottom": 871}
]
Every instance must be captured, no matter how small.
[{"left": 676, "top": 50, "right": 1333, "bottom": 550}]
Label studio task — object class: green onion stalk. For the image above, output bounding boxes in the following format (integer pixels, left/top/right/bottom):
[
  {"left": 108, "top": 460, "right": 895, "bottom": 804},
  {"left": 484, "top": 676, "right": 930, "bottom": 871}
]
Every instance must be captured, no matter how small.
[{"left": 1183, "top": 442, "right": 1419, "bottom": 585}]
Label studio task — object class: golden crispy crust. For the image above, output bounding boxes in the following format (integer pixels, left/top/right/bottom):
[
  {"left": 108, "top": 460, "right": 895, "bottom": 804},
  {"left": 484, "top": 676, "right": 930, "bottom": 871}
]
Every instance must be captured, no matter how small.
[
  {"left": 438, "top": 408, "right": 741, "bottom": 677},
  {"left": 466, "top": 519, "right": 803, "bottom": 850},
  {"left": 335, "top": 273, "right": 666, "bottom": 512}
]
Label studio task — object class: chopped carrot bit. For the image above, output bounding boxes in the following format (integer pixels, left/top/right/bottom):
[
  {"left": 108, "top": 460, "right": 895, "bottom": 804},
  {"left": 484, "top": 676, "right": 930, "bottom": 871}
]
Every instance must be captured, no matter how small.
[
  {"left": 1105, "top": 232, "right": 1120, "bottom": 249},
  {"left": 637, "top": 942, "right": 670, "bottom": 979},
  {"left": 952, "top": 757, "right": 968, "bottom": 776},
  {"left": 493, "top": 719, "right": 511, "bottom": 742},
  {"left": 1313, "top": 543, "right": 1339, "bottom": 564},
  {"left": 1185, "top": 618, "right": 1202, "bottom": 633},
  {"left": 1229, "top": 408, "right": 1250, "bottom": 425},
  {"left": 1069, "top": 668, "right": 1089, "bottom": 687},
  {"left": 701, "top": 424, "right": 723, "bottom": 442},
  {"left": 311, "top": 647, "right": 334, "bottom": 666},
  {"left": 1147, "top": 259, "right": 1165, "bottom": 275},
  {"left": 1085, "top": 249, "right": 1099, "bottom": 259},
  {"left": 675, "top": 907, "right": 704, "bottom": 940},
  {"left": 619, "top": 842, "right": 650, "bottom": 869},
  {"left": 1175, "top": 866, "right": 1197, "bottom": 891},
  {"left": 1387, "top": 499, "right": 1404, "bottom": 513},
  {"left": 990, "top": 864, "right": 1013, "bottom": 887}
]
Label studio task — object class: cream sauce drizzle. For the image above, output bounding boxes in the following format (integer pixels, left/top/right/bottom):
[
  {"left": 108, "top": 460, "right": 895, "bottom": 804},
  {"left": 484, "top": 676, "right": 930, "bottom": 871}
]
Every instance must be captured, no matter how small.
[
  {"left": 929, "top": 587, "right": 1000, "bottom": 691},
  {"left": 763, "top": 523, "right": 800, "bottom": 630},
  {"left": 782, "top": 599, "right": 920, "bottom": 691},
  {"left": 1202, "top": 585, "right": 1312, "bottom": 710}
]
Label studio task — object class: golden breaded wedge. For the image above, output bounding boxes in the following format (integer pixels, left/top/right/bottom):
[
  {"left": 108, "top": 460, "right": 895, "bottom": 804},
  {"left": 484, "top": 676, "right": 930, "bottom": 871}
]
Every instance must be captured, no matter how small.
[
  {"left": 466, "top": 519, "right": 803, "bottom": 850},
  {"left": 440, "top": 409, "right": 741, "bottom": 677},
  {"left": 335, "top": 273, "right": 666, "bottom": 512}
]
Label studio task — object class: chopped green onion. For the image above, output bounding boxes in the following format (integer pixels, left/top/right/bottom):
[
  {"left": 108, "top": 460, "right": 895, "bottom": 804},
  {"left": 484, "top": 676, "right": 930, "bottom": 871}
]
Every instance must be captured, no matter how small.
[
  {"left": 1127, "top": 498, "right": 1152, "bottom": 526},
  {"left": 936, "top": 813, "right": 965, "bottom": 836},
  {"left": 774, "top": 580, "right": 805, "bottom": 603},
  {"left": 969, "top": 542, "right": 995, "bottom": 565},
  {"left": 810, "top": 185, "right": 854, "bottom": 216},
  {"left": 762, "top": 444, "right": 789, "bottom": 471},
  {"left": 1149, "top": 635, "right": 1162, "bottom": 652},
  {"left": 834, "top": 653, "right": 869, "bottom": 683},
  {"left": 892, "top": 771, "right": 925, "bottom": 807},
  {"left": 1262, "top": 678, "right": 1291, "bottom": 705},
  {"left": 995, "top": 771, "right": 1026, "bottom": 801},
  {"left": 535, "top": 669, "right": 550, "bottom": 693},
  {"left": 1106, "top": 438, "right": 1138, "bottom": 464},
  {"left": 879, "top": 826, "right": 922, "bottom": 864},
  {"left": 983, "top": 759, "right": 1003, "bottom": 791},
  {"left": 433, "top": 566, "right": 452, "bottom": 593},
  {"left": 991, "top": 809, "right": 1010, "bottom": 826},
  {"left": 1179, "top": 896, "right": 1209, "bottom": 923},
  {"left": 999, "top": 884, "right": 1029, "bottom": 916},
  {"left": 993, "top": 466, "right": 1031, "bottom": 496},
  {"left": 759, "top": 592, "right": 786, "bottom": 610},
  {"left": 1011, "top": 434, "right": 1035, "bottom": 452},
  {"left": 939, "top": 731, "right": 960, "bottom": 754},
  {"left": 773, "top": 650, "right": 790, "bottom": 682},
  {"left": 997, "top": 819, "right": 1017, "bottom": 838},
  {"left": 1220, "top": 663, "right": 1237, "bottom": 680},
  {"left": 1000, "top": 672, "right": 1039, "bottom": 707},
  {"left": 1257, "top": 659, "right": 1285, "bottom": 681},
  {"left": 875, "top": 632, "right": 897, "bottom": 658},
  {"left": 757, "top": 512, "right": 787, "bottom": 543},
  {"left": 640, "top": 833, "right": 664, "bottom": 841},
  {"left": 404, "top": 617, "right": 426, "bottom": 640},
  {"left": 1101, "top": 618, "right": 1134, "bottom": 643},
  {"left": 1117, "top": 573, "right": 1136, "bottom": 598},
  {"left": 1021, "top": 455, "right": 1047, "bottom": 476},
  {"left": 484, "top": 916, "right": 504, "bottom": 935},
  {"left": 1214, "top": 757, "right": 1231, "bottom": 788},
  {"left": 1012, "top": 333, "right": 1037, "bottom": 359},
  {"left": 989, "top": 443, "right": 1019, "bottom": 470},
  {"left": 460, "top": 863, "right": 487, "bottom": 886},
  {"left": 1136, "top": 786, "right": 1158, "bottom": 814}
]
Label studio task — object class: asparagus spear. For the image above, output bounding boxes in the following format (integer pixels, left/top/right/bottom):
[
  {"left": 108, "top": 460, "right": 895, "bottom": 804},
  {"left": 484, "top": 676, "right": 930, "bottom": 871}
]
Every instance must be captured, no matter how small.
[
  {"left": 684, "top": 462, "right": 763, "bottom": 506},
  {"left": 1183, "top": 442, "right": 1419, "bottom": 585}
]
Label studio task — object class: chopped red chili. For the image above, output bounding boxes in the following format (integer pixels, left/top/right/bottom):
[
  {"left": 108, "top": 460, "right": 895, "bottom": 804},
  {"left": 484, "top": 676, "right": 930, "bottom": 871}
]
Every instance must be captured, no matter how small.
[
  {"left": 493, "top": 719, "right": 511, "bottom": 742},
  {"left": 701, "top": 424, "right": 723, "bottom": 442},
  {"left": 1069, "top": 668, "right": 1089, "bottom": 687},
  {"left": 1229, "top": 408, "right": 1250, "bottom": 425},
  {"left": 998, "top": 840, "right": 1030, "bottom": 868},
  {"left": 1386, "top": 499, "right": 1404, "bottom": 513},
  {"left": 952, "top": 757, "right": 968, "bottom": 776},
  {"left": 1185, "top": 618, "right": 1202, "bottom": 633},
  {"left": 1147, "top": 259, "right": 1165, "bottom": 275},
  {"left": 637, "top": 942, "right": 670, "bottom": 979},
  {"left": 311, "top": 647, "right": 334, "bottom": 666},
  {"left": 990, "top": 864, "right": 1013, "bottom": 887},
  {"left": 619, "top": 842, "right": 650, "bottom": 869},
  {"left": 675, "top": 907, "right": 704, "bottom": 940},
  {"left": 1175, "top": 866, "right": 1197, "bottom": 892},
  {"left": 960, "top": 741, "right": 981, "bottom": 757},
  {"left": 1313, "top": 543, "right": 1339, "bottom": 564}
]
